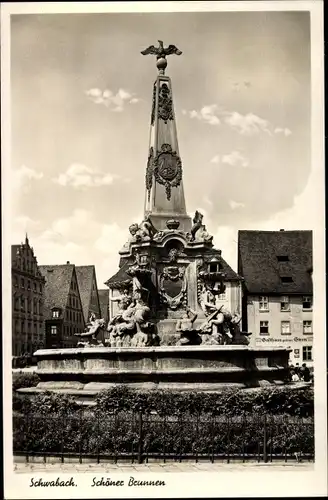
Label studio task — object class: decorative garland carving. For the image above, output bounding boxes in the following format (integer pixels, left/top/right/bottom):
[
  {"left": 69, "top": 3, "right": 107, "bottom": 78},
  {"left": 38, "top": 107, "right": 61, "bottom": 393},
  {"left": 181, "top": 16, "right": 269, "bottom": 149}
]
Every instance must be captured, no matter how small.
[
  {"left": 158, "top": 83, "right": 174, "bottom": 123},
  {"left": 146, "top": 147, "right": 154, "bottom": 201},
  {"left": 151, "top": 82, "right": 156, "bottom": 125},
  {"left": 153, "top": 144, "right": 182, "bottom": 200},
  {"left": 159, "top": 265, "right": 187, "bottom": 310}
]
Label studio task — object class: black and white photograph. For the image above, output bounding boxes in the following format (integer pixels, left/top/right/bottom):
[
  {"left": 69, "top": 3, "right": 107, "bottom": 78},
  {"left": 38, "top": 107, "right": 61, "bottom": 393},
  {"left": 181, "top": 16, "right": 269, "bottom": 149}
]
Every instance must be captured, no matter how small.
[{"left": 2, "top": 1, "right": 326, "bottom": 498}]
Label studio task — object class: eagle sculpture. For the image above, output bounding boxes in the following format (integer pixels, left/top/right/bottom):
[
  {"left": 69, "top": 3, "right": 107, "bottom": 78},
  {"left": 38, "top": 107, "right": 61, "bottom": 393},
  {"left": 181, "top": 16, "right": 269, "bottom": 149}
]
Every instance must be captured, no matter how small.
[{"left": 141, "top": 40, "right": 182, "bottom": 59}]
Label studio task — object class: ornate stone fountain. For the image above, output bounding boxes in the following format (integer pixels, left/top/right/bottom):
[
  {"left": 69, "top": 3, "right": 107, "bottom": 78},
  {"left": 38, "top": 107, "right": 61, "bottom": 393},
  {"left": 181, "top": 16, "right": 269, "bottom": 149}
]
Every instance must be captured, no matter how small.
[{"left": 18, "top": 42, "right": 290, "bottom": 402}]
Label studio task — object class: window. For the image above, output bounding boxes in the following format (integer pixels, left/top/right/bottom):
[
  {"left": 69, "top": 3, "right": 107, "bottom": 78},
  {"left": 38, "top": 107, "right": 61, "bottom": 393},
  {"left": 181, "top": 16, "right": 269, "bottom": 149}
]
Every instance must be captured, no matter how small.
[
  {"left": 52, "top": 310, "right": 59, "bottom": 318},
  {"left": 280, "top": 296, "right": 290, "bottom": 311},
  {"left": 281, "top": 276, "right": 293, "bottom": 283},
  {"left": 302, "top": 346, "right": 312, "bottom": 362},
  {"left": 259, "top": 296, "right": 269, "bottom": 311},
  {"left": 209, "top": 263, "right": 219, "bottom": 273},
  {"left": 281, "top": 321, "right": 291, "bottom": 335},
  {"left": 51, "top": 325, "right": 57, "bottom": 335},
  {"left": 21, "top": 296, "right": 25, "bottom": 311},
  {"left": 303, "top": 320, "right": 313, "bottom": 334},
  {"left": 277, "top": 255, "right": 289, "bottom": 262},
  {"left": 27, "top": 280, "right": 31, "bottom": 290},
  {"left": 218, "top": 291, "right": 226, "bottom": 300},
  {"left": 39, "top": 284, "right": 42, "bottom": 293},
  {"left": 14, "top": 297, "right": 19, "bottom": 310},
  {"left": 302, "top": 296, "right": 312, "bottom": 310},
  {"left": 21, "top": 278, "right": 24, "bottom": 288},
  {"left": 260, "top": 321, "right": 269, "bottom": 335},
  {"left": 33, "top": 282, "right": 37, "bottom": 291}
]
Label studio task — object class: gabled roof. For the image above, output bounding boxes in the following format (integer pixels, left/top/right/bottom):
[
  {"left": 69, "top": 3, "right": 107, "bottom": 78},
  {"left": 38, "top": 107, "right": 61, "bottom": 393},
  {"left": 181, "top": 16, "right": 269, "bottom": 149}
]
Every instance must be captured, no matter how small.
[
  {"left": 39, "top": 264, "right": 75, "bottom": 319},
  {"left": 238, "top": 230, "right": 313, "bottom": 294},
  {"left": 75, "top": 265, "right": 99, "bottom": 323},
  {"left": 98, "top": 289, "right": 109, "bottom": 319}
]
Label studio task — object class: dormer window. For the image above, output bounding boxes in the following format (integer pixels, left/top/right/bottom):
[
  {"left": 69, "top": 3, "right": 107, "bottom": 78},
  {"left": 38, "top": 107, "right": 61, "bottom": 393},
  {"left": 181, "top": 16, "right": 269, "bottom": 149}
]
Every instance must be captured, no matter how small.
[
  {"left": 277, "top": 255, "right": 289, "bottom": 262},
  {"left": 281, "top": 276, "right": 293, "bottom": 283},
  {"left": 209, "top": 263, "right": 219, "bottom": 273}
]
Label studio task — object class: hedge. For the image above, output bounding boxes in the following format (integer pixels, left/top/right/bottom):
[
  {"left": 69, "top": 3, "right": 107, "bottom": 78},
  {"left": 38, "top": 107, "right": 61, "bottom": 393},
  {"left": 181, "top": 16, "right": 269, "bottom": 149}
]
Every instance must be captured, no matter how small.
[{"left": 13, "top": 384, "right": 314, "bottom": 417}]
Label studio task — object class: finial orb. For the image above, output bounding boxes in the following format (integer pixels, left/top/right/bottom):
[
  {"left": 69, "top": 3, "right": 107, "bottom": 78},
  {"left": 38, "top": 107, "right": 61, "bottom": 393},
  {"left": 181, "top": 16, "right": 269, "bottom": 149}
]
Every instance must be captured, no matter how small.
[{"left": 156, "top": 57, "right": 167, "bottom": 75}]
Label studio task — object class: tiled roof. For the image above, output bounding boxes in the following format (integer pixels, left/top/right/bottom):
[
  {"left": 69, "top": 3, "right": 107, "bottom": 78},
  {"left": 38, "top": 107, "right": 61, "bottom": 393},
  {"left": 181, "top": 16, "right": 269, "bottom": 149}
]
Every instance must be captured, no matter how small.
[
  {"left": 238, "top": 230, "right": 313, "bottom": 294},
  {"left": 105, "top": 261, "right": 132, "bottom": 289},
  {"left": 75, "top": 266, "right": 98, "bottom": 323},
  {"left": 98, "top": 289, "right": 109, "bottom": 320},
  {"left": 39, "top": 264, "right": 75, "bottom": 319}
]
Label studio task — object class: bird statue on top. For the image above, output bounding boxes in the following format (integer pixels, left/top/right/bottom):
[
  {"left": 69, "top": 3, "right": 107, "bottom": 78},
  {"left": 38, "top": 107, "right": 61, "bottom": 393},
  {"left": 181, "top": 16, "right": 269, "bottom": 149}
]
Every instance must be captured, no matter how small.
[{"left": 141, "top": 40, "right": 182, "bottom": 75}]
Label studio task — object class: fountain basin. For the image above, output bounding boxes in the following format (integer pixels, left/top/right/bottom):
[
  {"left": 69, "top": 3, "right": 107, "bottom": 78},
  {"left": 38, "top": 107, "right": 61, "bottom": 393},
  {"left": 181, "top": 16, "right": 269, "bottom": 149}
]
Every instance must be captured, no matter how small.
[{"left": 16, "top": 346, "right": 291, "bottom": 403}]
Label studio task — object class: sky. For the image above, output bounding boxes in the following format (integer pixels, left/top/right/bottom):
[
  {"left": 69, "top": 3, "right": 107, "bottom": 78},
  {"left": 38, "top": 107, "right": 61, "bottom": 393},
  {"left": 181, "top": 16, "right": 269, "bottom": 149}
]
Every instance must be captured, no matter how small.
[{"left": 10, "top": 10, "right": 313, "bottom": 287}]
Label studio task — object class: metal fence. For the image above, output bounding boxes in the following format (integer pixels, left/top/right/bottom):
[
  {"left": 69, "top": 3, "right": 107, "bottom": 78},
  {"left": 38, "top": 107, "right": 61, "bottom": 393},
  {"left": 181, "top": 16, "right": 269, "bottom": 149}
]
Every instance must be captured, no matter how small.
[{"left": 13, "top": 411, "right": 314, "bottom": 464}]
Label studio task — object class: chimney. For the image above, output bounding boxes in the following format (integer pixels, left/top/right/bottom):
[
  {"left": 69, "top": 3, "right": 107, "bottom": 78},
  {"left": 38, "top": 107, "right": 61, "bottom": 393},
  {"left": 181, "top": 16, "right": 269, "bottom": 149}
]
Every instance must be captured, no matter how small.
[
  {"left": 66, "top": 261, "right": 70, "bottom": 264},
  {"left": 279, "top": 229, "right": 285, "bottom": 231}
]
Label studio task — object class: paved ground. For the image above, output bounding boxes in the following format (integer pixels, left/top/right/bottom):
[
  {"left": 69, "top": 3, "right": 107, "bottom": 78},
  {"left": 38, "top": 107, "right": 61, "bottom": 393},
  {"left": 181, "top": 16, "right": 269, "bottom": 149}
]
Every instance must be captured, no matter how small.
[{"left": 14, "top": 461, "right": 314, "bottom": 473}]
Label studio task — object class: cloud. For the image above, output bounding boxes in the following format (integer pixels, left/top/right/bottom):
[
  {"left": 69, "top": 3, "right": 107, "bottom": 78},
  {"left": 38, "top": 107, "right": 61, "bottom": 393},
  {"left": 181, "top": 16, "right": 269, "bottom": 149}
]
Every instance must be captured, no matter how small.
[
  {"left": 94, "top": 223, "right": 128, "bottom": 254},
  {"left": 210, "top": 155, "right": 220, "bottom": 164},
  {"left": 185, "top": 104, "right": 221, "bottom": 125},
  {"left": 274, "top": 127, "right": 292, "bottom": 137},
  {"left": 85, "top": 87, "right": 140, "bottom": 112},
  {"left": 222, "top": 151, "right": 249, "bottom": 167},
  {"left": 210, "top": 151, "right": 249, "bottom": 168},
  {"left": 229, "top": 200, "right": 245, "bottom": 210},
  {"left": 12, "top": 165, "right": 43, "bottom": 192},
  {"left": 223, "top": 111, "right": 272, "bottom": 136},
  {"left": 183, "top": 105, "right": 290, "bottom": 138},
  {"left": 53, "top": 163, "right": 118, "bottom": 189}
]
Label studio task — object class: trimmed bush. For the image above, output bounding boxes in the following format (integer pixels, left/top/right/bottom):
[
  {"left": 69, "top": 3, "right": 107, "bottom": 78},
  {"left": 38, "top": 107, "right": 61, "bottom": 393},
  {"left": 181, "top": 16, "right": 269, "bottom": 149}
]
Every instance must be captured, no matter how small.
[{"left": 12, "top": 372, "right": 40, "bottom": 392}]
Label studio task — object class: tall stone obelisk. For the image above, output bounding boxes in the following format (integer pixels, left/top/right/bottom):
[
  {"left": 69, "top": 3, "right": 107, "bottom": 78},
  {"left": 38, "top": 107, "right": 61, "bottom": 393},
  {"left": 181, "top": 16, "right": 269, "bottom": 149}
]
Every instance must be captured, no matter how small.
[{"left": 141, "top": 41, "right": 192, "bottom": 232}]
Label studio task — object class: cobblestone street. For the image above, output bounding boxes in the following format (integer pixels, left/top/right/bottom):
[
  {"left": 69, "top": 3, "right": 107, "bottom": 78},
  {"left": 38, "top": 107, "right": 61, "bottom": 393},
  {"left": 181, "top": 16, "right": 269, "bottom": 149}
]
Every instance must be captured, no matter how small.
[{"left": 14, "top": 460, "right": 314, "bottom": 473}]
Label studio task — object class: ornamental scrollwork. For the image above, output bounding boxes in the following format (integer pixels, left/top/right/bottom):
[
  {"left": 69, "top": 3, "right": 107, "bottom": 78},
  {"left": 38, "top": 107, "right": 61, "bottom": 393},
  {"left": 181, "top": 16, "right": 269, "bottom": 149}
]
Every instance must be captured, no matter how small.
[{"left": 153, "top": 143, "right": 182, "bottom": 200}]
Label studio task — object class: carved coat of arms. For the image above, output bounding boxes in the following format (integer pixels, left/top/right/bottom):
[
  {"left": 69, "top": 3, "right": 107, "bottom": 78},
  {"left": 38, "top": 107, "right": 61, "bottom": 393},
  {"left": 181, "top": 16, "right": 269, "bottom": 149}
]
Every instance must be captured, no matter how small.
[
  {"left": 159, "top": 265, "right": 187, "bottom": 310},
  {"left": 153, "top": 144, "right": 182, "bottom": 200}
]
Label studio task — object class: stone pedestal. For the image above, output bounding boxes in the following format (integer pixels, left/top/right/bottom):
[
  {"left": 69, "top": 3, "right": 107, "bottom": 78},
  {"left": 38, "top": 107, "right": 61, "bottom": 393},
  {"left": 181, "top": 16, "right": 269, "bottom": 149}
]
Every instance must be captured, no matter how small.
[{"left": 17, "top": 346, "right": 291, "bottom": 404}]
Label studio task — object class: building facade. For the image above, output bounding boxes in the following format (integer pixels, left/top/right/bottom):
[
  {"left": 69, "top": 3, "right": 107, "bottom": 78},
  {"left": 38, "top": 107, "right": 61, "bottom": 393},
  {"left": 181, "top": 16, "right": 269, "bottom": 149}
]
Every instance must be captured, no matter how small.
[
  {"left": 11, "top": 236, "right": 46, "bottom": 356},
  {"left": 39, "top": 263, "right": 85, "bottom": 349},
  {"left": 238, "top": 230, "right": 313, "bottom": 367},
  {"left": 75, "top": 266, "right": 101, "bottom": 323},
  {"left": 98, "top": 289, "right": 109, "bottom": 325}
]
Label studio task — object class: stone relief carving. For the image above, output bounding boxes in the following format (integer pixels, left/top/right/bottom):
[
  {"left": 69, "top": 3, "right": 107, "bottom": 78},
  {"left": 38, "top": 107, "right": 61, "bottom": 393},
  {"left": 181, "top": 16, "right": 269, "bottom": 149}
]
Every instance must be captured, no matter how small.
[
  {"left": 146, "top": 147, "right": 154, "bottom": 201},
  {"left": 153, "top": 144, "right": 182, "bottom": 201},
  {"left": 158, "top": 83, "right": 174, "bottom": 123}
]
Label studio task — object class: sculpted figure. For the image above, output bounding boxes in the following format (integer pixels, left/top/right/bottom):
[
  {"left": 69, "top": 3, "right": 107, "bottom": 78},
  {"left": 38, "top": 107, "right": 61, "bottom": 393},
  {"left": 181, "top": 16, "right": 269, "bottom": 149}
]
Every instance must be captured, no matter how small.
[
  {"left": 75, "top": 317, "right": 106, "bottom": 347},
  {"left": 107, "top": 295, "right": 136, "bottom": 347},
  {"left": 131, "top": 288, "right": 154, "bottom": 347},
  {"left": 198, "top": 224, "right": 213, "bottom": 244},
  {"left": 176, "top": 307, "right": 200, "bottom": 345},
  {"left": 190, "top": 211, "right": 203, "bottom": 241},
  {"left": 138, "top": 215, "right": 157, "bottom": 240}
]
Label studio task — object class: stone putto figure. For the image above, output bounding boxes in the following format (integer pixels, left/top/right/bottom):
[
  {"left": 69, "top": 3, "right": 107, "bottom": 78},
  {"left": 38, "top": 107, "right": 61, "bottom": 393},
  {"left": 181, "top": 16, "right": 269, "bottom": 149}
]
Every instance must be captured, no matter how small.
[
  {"left": 75, "top": 314, "right": 107, "bottom": 347},
  {"left": 176, "top": 307, "right": 200, "bottom": 345}
]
